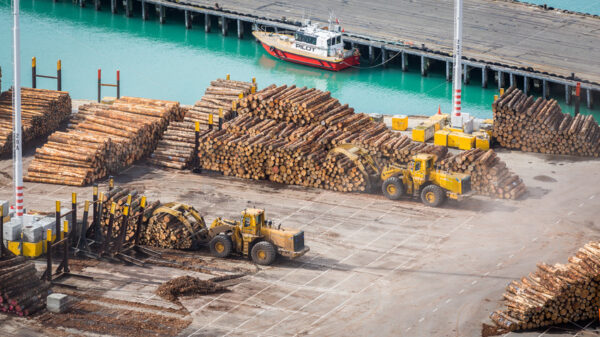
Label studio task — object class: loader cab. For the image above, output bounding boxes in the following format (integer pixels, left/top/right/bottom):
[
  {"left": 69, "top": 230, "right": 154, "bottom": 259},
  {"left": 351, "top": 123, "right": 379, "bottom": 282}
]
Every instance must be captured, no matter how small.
[
  {"left": 241, "top": 208, "right": 265, "bottom": 235},
  {"left": 411, "top": 154, "right": 436, "bottom": 189}
]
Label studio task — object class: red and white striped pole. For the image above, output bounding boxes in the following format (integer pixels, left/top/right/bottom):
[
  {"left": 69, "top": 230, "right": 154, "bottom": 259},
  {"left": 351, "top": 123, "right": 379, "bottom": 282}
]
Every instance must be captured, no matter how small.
[
  {"left": 451, "top": 0, "right": 463, "bottom": 128},
  {"left": 13, "top": 0, "right": 24, "bottom": 221}
]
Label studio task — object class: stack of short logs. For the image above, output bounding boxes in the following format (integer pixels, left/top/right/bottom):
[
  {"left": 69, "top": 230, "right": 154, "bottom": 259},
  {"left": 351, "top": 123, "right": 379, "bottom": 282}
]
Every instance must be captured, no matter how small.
[
  {"left": 195, "top": 84, "right": 523, "bottom": 198},
  {"left": 0, "top": 256, "right": 50, "bottom": 316},
  {"left": 24, "top": 97, "right": 182, "bottom": 186},
  {"left": 150, "top": 78, "right": 254, "bottom": 169},
  {"left": 493, "top": 86, "right": 600, "bottom": 156},
  {"left": 439, "top": 149, "right": 526, "bottom": 199},
  {"left": 490, "top": 241, "right": 600, "bottom": 331},
  {"left": 95, "top": 186, "right": 199, "bottom": 249},
  {"left": 0, "top": 87, "right": 71, "bottom": 155}
]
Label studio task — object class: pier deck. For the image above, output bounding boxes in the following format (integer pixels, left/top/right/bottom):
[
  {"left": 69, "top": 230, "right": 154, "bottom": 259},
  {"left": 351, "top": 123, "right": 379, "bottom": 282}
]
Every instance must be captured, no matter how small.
[{"left": 175, "top": 0, "right": 600, "bottom": 86}]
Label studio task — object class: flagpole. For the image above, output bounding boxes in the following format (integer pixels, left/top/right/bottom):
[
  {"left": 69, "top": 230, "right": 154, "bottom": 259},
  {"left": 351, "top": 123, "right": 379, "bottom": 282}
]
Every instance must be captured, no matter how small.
[{"left": 13, "top": 0, "right": 24, "bottom": 223}]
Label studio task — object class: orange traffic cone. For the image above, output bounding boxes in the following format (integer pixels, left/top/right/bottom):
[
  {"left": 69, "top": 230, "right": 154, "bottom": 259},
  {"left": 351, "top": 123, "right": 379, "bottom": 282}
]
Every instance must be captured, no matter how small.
[{"left": 437, "top": 105, "right": 442, "bottom": 115}]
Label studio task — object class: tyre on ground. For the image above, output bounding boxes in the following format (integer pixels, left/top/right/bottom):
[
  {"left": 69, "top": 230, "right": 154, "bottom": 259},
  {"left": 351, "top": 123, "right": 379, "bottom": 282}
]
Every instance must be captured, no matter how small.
[
  {"left": 382, "top": 176, "right": 404, "bottom": 200},
  {"left": 420, "top": 184, "right": 446, "bottom": 207},
  {"left": 251, "top": 241, "right": 277, "bottom": 265},
  {"left": 209, "top": 234, "right": 233, "bottom": 258}
]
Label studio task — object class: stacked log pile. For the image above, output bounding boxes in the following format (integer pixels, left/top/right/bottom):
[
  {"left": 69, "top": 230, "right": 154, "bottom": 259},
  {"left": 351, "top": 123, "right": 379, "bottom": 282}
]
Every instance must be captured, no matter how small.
[
  {"left": 199, "top": 85, "right": 523, "bottom": 196},
  {"left": 150, "top": 79, "right": 253, "bottom": 169},
  {"left": 24, "top": 97, "right": 181, "bottom": 186},
  {"left": 142, "top": 203, "right": 206, "bottom": 249},
  {"left": 0, "top": 256, "right": 50, "bottom": 316},
  {"left": 493, "top": 86, "right": 600, "bottom": 156},
  {"left": 0, "top": 87, "right": 71, "bottom": 155},
  {"left": 440, "top": 149, "right": 526, "bottom": 199},
  {"left": 490, "top": 241, "right": 600, "bottom": 331}
]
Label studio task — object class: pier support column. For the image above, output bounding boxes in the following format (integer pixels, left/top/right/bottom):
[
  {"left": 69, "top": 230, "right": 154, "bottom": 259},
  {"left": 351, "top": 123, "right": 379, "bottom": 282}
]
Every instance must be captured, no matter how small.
[
  {"left": 381, "top": 46, "right": 387, "bottom": 68},
  {"left": 565, "top": 84, "right": 571, "bottom": 105},
  {"left": 587, "top": 89, "right": 593, "bottom": 109},
  {"left": 205, "top": 13, "right": 211, "bottom": 32},
  {"left": 274, "top": 27, "right": 279, "bottom": 33},
  {"left": 463, "top": 64, "right": 470, "bottom": 84},
  {"left": 446, "top": 61, "right": 451, "bottom": 81},
  {"left": 94, "top": 0, "right": 100, "bottom": 10},
  {"left": 497, "top": 71, "right": 503, "bottom": 90},
  {"left": 523, "top": 76, "right": 528, "bottom": 95},
  {"left": 79, "top": 0, "right": 85, "bottom": 8},
  {"left": 125, "top": 0, "right": 132, "bottom": 17},
  {"left": 420, "top": 56, "right": 427, "bottom": 76},
  {"left": 158, "top": 5, "right": 165, "bottom": 24},
  {"left": 237, "top": 19, "right": 244, "bottom": 39},
  {"left": 401, "top": 52, "right": 407, "bottom": 72},
  {"left": 542, "top": 80, "right": 548, "bottom": 99},
  {"left": 509, "top": 73, "right": 515, "bottom": 87},
  {"left": 221, "top": 16, "right": 228, "bottom": 36},
  {"left": 110, "top": 0, "right": 116, "bottom": 14},
  {"left": 368, "top": 45, "right": 374, "bottom": 65},
  {"left": 185, "top": 11, "right": 192, "bottom": 29},
  {"left": 482, "top": 66, "right": 488, "bottom": 88}
]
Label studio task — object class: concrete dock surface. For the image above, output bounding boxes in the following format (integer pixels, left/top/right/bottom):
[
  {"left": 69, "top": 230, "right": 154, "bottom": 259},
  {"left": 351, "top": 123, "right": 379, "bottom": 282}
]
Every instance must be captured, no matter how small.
[{"left": 0, "top": 144, "right": 599, "bottom": 336}]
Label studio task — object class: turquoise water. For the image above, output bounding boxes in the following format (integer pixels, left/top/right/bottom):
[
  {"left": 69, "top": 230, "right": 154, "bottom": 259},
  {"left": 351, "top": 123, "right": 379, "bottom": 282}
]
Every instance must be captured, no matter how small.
[
  {"left": 0, "top": 0, "right": 598, "bottom": 120},
  {"left": 520, "top": 1, "right": 600, "bottom": 15}
]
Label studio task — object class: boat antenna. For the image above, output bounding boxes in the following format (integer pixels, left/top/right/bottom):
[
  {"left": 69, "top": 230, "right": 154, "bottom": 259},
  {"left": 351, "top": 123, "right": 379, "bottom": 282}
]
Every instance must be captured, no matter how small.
[
  {"left": 450, "top": 0, "right": 463, "bottom": 128},
  {"left": 12, "top": 0, "right": 24, "bottom": 224}
]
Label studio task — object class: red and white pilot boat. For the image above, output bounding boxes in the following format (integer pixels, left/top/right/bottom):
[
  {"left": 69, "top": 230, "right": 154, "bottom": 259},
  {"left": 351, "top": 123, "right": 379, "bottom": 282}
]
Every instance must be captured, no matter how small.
[{"left": 252, "top": 20, "right": 360, "bottom": 71}]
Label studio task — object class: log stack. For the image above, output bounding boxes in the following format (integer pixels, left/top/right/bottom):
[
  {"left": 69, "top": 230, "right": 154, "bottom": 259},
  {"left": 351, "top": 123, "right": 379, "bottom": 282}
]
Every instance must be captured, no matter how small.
[
  {"left": 24, "top": 97, "right": 181, "bottom": 186},
  {"left": 149, "top": 78, "right": 253, "bottom": 169},
  {"left": 0, "top": 87, "right": 71, "bottom": 155},
  {"left": 0, "top": 256, "right": 50, "bottom": 316},
  {"left": 490, "top": 241, "right": 600, "bottom": 331},
  {"left": 439, "top": 149, "right": 526, "bottom": 199},
  {"left": 141, "top": 203, "right": 206, "bottom": 249},
  {"left": 493, "top": 86, "right": 600, "bottom": 156},
  {"left": 197, "top": 85, "right": 522, "bottom": 197}
]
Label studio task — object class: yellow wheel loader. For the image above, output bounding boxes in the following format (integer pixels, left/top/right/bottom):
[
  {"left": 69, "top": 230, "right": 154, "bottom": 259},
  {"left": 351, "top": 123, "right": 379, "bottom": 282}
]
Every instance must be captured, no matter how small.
[
  {"left": 150, "top": 205, "right": 309, "bottom": 265},
  {"left": 329, "top": 144, "right": 472, "bottom": 207}
]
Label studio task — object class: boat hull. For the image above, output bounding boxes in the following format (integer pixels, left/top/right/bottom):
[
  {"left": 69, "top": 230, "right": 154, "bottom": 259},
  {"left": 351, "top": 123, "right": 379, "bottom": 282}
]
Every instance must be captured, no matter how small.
[{"left": 260, "top": 42, "right": 359, "bottom": 71}]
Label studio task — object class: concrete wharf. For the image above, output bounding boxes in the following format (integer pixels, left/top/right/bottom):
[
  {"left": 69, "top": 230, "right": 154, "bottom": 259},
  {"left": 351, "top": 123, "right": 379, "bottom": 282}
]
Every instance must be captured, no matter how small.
[{"left": 80, "top": 0, "right": 599, "bottom": 108}]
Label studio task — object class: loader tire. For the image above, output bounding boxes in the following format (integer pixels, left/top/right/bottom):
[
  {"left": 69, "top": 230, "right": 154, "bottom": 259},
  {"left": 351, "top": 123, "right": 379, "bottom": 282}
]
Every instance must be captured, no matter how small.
[
  {"left": 210, "top": 234, "right": 233, "bottom": 258},
  {"left": 251, "top": 241, "right": 277, "bottom": 265},
  {"left": 382, "top": 177, "right": 404, "bottom": 200},
  {"left": 420, "top": 185, "right": 446, "bottom": 207}
]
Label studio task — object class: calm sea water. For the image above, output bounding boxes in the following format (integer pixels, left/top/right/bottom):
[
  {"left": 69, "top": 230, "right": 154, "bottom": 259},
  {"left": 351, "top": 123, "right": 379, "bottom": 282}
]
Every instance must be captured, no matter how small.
[{"left": 0, "top": 0, "right": 598, "bottom": 119}]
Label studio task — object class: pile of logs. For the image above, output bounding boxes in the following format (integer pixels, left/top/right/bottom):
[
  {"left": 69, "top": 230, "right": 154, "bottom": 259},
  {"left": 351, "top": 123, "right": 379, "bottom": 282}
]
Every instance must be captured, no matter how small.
[
  {"left": 493, "top": 86, "right": 600, "bottom": 156},
  {"left": 0, "top": 87, "right": 71, "bottom": 155},
  {"left": 439, "top": 149, "right": 526, "bottom": 199},
  {"left": 24, "top": 97, "right": 181, "bottom": 186},
  {"left": 142, "top": 203, "right": 206, "bottom": 249},
  {"left": 198, "top": 85, "right": 524, "bottom": 196},
  {"left": 490, "top": 241, "right": 600, "bottom": 331},
  {"left": 150, "top": 78, "right": 253, "bottom": 169},
  {"left": 0, "top": 256, "right": 50, "bottom": 316}
]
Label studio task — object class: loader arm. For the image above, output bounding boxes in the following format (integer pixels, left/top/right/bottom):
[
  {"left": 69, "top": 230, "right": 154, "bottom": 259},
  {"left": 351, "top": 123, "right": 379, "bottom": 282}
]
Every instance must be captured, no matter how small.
[{"left": 328, "top": 144, "right": 381, "bottom": 190}]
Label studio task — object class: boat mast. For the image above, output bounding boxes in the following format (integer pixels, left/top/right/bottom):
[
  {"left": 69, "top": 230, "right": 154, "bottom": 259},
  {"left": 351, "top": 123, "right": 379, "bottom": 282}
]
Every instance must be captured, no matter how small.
[
  {"left": 12, "top": 0, "right": 24, "bottom": 223},
  {"left": 450, "top": 0, "right": 463, "bottom": 128}
]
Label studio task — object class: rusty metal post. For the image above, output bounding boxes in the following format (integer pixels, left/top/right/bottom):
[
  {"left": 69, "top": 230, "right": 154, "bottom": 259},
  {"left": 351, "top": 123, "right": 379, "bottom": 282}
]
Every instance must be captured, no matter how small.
[
  {"left": 62, "top": 220, "right": 70, "bottom": 273},
  {"left": 54, "top": 201, "right": 60, "bottom": 244},
  {"left": 95, "top": 192, "right": 104, "bottom": 243},
  {"left": 46, "top": 230, "right": 52, "bottom": 281},
  {"left": 31, "top": 57, "right": 36, "bottom": 88},
  {"left": 71, "top": 192, "right": 77, "bottom": 244},
  {"left": 0, "top": 205, "right": 3, "bottom": 258},
  {"left": 109, "top": 175, "right": 114, "bottom": 191},
  {"left": 57, "top": 60, "right": 62, "bottom": 91},
  {"left": 116, "top": 70, "right": 120, "bottom": 99},
  {"left": 97, "top": 69, "right": 101, "bottom": 102},
  {"left": 102, "top": 202, "right": 116, "bottom": 254}
]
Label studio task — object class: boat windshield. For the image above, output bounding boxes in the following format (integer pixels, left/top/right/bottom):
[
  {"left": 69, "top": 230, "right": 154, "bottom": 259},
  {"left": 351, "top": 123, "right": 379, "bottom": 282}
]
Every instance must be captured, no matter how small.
[{"left": 295, "top": 32, "right": 317, "bottom": 45}]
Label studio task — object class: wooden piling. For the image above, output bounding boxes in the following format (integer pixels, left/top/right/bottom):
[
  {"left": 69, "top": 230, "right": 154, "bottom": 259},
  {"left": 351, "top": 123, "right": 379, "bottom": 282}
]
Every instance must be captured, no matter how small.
[
  {"left": 565, "top": 84, "right": 571, "bottom": 105},
  {"left": 446, "top": 61, "right": 451, "bottom": 81},
  {"left": 94, "top": 0, "right": 100, "bottom": 11},
  {"left": 509, "top": 73, "right": 515, "bottom": 87},
  {"left": 204, "top": 13, "right": 211, "bottom": 32},
  {"left": 368, "top": 45, "right": 374, "bottom": 64},
  {"left": 185, "top": 10, "right": 192, "bottom": 29},
  {"left": 401, "top": 51, "right": 407, "bottom": 72},
  {"left": 221, "top": 16, "right": 228, "bottom": 36},
  {"left": 587, "top": 88, "right": 593, "bottom": 109},
  {"left": 481, "top": 66, "right": 488, "bottom": 88},
  {"left": 381, "top": 46, "right": 387, "bottom": 68},
  {"left": 463, "top": 64, "right": 469, "bottom": 84},
  {"left": 497, "top": 71, "right": 503, "bottom": 90},
  {"left": 141, "top": 0, "right": 148, "bottom": 20},
  {"left": 110, "top": 0, "right": 116, "bottom": 14},
  {"left": 420, "top": 55, "right": 427, "bottom": 76},
  {"left": 125, "top": 0, "right": 132, "bottom": 17},
  {"left": 523, "top": 76, "right": 528, "bottom": 95},
  {"left": 237, "top": 19, "right": 244, "bottom": 39},
  {"left": 543, "top": 79, "right": 548, "bottom": 99},
  {"left": 159, "top": 5, "right": 166, "bottom": 24}
]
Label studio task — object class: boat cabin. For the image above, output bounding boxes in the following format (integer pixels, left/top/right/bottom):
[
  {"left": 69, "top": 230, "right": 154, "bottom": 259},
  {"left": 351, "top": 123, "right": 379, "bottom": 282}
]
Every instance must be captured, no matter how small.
[{"left": 293, "top": 22, "right": 345, "bottom": 58}]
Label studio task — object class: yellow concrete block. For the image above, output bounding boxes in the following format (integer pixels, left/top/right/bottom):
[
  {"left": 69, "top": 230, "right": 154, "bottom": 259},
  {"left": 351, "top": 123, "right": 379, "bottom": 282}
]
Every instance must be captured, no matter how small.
[
  {"left": 391, "top": 115, "right": 408, "bottom": 131},
  {"left": 447, "top": 132, "right": 461, "bottom": 148},
  {"left": 458, "top": 134, "right": 476, "bottom": 150},
  {"left": 447, "top": 127, "right": 463, "bottom": 133},
  {"left": 412, "top": 123, "right": 435, "bottom": 142},
  {"left": 434, "top": 130, "right": 450, "bottom": 146},
  {"left": 474, "top": 131, "right": 490, "bottom": 150},
  {"left": 8, "top": 240, "right": 44, "bottom": 257}
]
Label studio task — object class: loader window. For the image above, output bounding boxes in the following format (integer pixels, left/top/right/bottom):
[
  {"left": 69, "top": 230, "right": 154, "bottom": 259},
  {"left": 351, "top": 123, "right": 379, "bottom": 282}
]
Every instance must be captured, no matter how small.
[
  {"left": 243, "top": 216, "right": 251, "bottom": 227},
  {"left": 255, "top": 214, "right": 264, "bottom": 227},
  {"left": 414, "top": 162, "right": 421, "bottom": 171},
  {"left": 426, "top": 159, "right": 432, "bottom": 169}
]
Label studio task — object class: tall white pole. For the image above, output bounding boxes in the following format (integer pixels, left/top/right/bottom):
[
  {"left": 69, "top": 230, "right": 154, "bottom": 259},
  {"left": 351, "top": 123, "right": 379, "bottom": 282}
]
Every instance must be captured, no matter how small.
[
  {"left": 451, "top": 0, "right": 463, "bottom": 128},
  {"left": 12, "top": 0, "right": 24, "bottom": 223}
]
